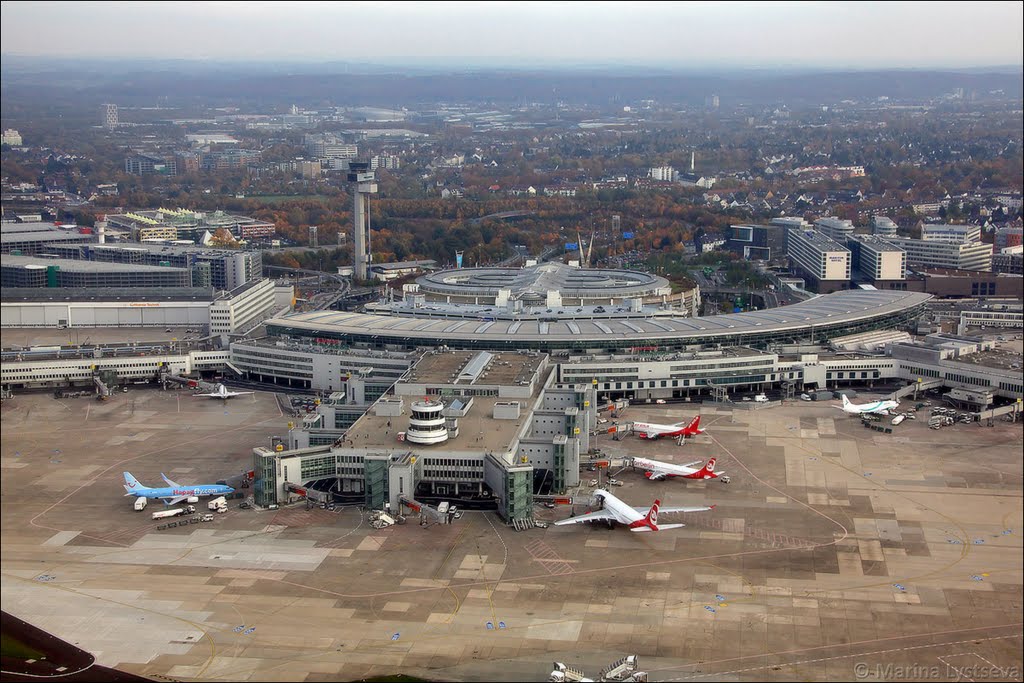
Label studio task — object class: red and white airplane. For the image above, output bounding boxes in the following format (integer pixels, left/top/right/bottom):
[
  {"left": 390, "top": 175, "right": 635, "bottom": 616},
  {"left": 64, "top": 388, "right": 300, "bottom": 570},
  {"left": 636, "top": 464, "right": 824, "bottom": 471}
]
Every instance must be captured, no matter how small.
[
  {"left": 554, "top": 488, "right": 713, "bottom": 532},
  {"left": 631, "top": 456, "right": 728, "bottom": 482},
  {"left": 631, "top": 416, "right": 704, "bottom": 440}
]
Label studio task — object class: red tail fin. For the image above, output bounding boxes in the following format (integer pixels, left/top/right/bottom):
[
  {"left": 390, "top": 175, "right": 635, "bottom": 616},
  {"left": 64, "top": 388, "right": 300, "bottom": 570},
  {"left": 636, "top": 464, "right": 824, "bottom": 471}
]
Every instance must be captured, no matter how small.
[
  {"left": 686, "top": 416, "right": 701, "bottom": 433},
  {"left": 627, "top": 499, "right": 661, "bottom": 530},
  {"left": 700, "top": 458, "right": 717, "bottom": 477},
  {"left": 644, "top": 499, "right": 660, "bottom": 528}
]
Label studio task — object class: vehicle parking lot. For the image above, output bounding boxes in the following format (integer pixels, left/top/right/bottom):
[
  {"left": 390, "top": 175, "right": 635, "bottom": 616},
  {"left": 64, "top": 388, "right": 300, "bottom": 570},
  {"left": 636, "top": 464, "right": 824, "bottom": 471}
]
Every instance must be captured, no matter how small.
[{"left": 1, "top": 390, "right": 1021, "bottom": 681}]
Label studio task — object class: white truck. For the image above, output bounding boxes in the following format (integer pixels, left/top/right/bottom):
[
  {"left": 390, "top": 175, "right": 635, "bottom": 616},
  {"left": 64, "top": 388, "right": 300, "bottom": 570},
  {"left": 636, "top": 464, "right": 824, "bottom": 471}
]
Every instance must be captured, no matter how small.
[
  {"left": 134, "top": 497, "right": 148, "bottom": 512},
  {"left": 754, "top": 393, "right": 769, "bottom": 403},
  {"left": 208, "top": 496, "right": 228, "bottom": 511},
  {"left": 891, "top": 414, "right": 906, "bottom": 426},
  {"left": 152, "top": 508, "right": 185, "bottom": 520}
]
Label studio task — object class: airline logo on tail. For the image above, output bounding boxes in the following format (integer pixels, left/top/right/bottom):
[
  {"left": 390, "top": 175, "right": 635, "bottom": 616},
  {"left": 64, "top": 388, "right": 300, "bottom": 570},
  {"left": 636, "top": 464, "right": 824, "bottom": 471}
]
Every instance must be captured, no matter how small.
[{"left": 629, "top": 500, "right": 661, "bottom": 531}]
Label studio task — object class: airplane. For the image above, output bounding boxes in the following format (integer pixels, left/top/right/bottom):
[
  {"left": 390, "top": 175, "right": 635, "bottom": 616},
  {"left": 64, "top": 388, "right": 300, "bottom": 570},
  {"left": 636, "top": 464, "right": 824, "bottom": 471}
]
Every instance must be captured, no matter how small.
[
  {"left": 554, "top": 488, "right": 713, "bottom": 532},
  {"left": 836, "top": 395, "right": 900, "bottom": 416},
  {"left": 123, "top": 472, "right": 234, "bottom": 505},
  {"left": 630, "top": 415, "right": 704, "bottom": 440},
  {"left": 631, "top": 456, "right": 729, "bottom": 483},
  {"left": 193, "top": 383, "right": 254, "bottom": 400}
]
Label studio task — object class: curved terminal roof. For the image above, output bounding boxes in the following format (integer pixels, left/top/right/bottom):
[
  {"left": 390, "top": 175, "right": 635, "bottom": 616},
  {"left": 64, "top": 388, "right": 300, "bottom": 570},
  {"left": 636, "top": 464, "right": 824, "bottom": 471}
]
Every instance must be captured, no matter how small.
[
  {"left": 416, "top": 262, "right": 671, "bottom": 300},
  {"left": 268, "top": 289, "right": 931, "bottom": 350}
]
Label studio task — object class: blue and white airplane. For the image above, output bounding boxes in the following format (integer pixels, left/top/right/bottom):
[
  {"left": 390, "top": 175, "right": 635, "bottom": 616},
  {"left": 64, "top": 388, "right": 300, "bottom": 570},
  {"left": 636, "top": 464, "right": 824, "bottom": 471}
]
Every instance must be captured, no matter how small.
[
  {"left": 123, "top": 472, "right": 234, "bottom": 505},
  {"left": 836, "top": 395, "right": 900, "bottom": 416}
]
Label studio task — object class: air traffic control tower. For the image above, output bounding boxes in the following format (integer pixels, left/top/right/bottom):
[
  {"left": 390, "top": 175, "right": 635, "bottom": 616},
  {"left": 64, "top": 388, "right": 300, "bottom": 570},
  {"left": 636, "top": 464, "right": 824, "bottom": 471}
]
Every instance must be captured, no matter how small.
[{"left": 347, "top": 161, "right": 378, "bottom": 281}]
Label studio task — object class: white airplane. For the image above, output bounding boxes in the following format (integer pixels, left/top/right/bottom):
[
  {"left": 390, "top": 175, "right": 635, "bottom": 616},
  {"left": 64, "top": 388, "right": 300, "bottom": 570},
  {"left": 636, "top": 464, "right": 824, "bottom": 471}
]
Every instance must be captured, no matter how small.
[
  {"left": 554, "top": 488, "right": 713, "bottom": 532},
  {"left": 631, "top": 415, "right": 705, "bottom": 440},
  {"left": 193, "top": 383, "right": 254, "bottom": 400},
  {"left": 631, "top": 456, "right": 729, "bottom": 483},
  {"left": 836, "top": 395, "right": 899, "bottom": 415}
]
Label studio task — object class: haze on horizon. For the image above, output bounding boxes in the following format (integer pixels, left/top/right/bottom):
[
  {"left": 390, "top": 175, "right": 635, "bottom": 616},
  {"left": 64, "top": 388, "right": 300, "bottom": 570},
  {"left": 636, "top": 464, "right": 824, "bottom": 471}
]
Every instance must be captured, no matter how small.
[{"left": 1, "top": 0, "right": 1022, "bottom": 70}]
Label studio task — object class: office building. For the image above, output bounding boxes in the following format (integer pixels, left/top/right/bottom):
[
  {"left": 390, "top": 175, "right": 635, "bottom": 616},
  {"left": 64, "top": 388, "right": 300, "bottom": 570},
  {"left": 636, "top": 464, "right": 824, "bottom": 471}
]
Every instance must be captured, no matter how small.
[
  {"left": 870, "top": 215, "right": 899, "bottom": 237},
  {"left": 102, "top": 103, "right": 118, "bottom": 130},
  {"left": 125, "top": 154, "right": 170, "bottom": 176},
  {"left": 770, "top": 217, "right": 810, "bottom": 230},
  {"left": 994, "top": 226, "right": 1023, "bottom": 250},
  {"left": 208, "top": 278, "right": 278, "bottom": 335},
  {"left": 649, "top": 166, "right": 676, "bottom": 182},
  {"left": 2, "top": 129, "right": 22, "bottom": 146},
  {"left": 814, "top": 217, "right": 855, "bottom": 242},
  {"left": 887, "top": 237, "right": 993, "bottom": 272},
  {"left": 848, "top": 235, "right": 907, "bottom": 285},
  {"left": 786, "top": 228, "right": 851, "bottom": 292},
  {"left": 992, "top": 248, "right": 1023, "bottom": 275},
  {"left": 920, "top": 223, "right": 981, "bottom": 243},
  {"left": 304, "top": 134, "right": 358, "bottom": 159},
  {"left": 728, "top": 223, "right": 787, "bottom": 261}
]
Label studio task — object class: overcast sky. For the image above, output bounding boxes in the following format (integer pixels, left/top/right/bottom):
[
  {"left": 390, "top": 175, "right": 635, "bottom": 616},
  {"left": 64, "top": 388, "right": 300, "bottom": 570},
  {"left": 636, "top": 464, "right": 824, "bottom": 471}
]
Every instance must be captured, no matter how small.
[{"left": 2, "top": 1, "right": 1022, "bottom": 68}]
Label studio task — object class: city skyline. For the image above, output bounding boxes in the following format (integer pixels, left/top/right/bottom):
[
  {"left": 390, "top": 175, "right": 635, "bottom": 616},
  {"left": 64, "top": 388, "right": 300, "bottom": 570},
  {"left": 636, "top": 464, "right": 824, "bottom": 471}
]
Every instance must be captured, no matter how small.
[{"left": 1, "top": 0, "right": 1022, "bottom": 69}]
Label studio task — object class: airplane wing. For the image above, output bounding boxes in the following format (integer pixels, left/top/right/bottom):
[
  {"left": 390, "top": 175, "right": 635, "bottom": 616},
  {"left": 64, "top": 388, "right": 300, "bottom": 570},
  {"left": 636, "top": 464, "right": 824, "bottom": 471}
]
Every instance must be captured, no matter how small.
[
  {"left": 645, "top": 470, "right": 669, "bottom": 481},
  {"left": 681, "top": 460, "right": 704, "bottom": 469},
  {"left": 229, "top": 391, "right": 255, "bottom": 396},
  {"left": 160, "top": 495, "right": 189, "bottom": 506},
  {"left": 554, "top": 509, "right": 617, "bottom": 525},
  {"left": 161, "top": 473, "right": 182, "bottom": 488},
  {"left": 192, "top": 393, "right": 218, "bottom": 398},
  {"left": 634, "top": 504, "right": 714, "bottom": 515}
]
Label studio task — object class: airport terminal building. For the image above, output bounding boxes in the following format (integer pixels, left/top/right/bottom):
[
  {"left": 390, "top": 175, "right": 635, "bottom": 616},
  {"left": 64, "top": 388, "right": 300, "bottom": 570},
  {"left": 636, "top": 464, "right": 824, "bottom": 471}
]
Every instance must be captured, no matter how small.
[{"left": 252, "top": 349, "right": 596, "bottom": 521}]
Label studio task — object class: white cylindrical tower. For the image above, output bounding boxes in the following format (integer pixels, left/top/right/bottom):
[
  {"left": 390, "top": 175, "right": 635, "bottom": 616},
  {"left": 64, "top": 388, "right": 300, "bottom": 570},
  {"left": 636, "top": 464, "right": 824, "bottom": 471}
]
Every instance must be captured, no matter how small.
[{"left": 405, "top": 399, "right": 448, "bottom": 445}]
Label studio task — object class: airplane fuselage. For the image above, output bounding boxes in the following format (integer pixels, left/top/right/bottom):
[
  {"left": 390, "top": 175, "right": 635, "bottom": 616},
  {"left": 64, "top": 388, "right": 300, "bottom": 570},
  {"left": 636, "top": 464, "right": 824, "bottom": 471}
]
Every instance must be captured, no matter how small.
[
  {"left": 633, "top": 456, "right": 721, "bottom": 480},
  {"left": 126, "top": 485, "right": 233, "bottom": 499}
]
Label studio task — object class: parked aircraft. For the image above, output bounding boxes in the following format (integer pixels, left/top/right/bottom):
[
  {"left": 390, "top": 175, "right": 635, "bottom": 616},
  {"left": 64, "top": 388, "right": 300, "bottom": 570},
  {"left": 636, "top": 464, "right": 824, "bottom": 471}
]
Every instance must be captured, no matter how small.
[
  {"left": 123, "top": 472, "right": 234, "bottom": 505},
  {"left": 836, "top": 395, "right": 899, "bottom": 415},
  {"left": 631, "top": 416, "right": 704, "bottom": 440},
  {"left": 631, "top": 456, "right": 729, "bottom": 483},
  {"left": 194, "top": 383, "right": 254, "bottom": 400},
  {"left": 554, "top": 488, "right": 713, "bottom": 532}
]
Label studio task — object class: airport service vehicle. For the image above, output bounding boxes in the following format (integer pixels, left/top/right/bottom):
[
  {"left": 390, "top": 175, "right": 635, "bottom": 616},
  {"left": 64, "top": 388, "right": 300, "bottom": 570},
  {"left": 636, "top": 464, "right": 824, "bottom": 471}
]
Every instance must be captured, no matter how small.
[
  {"left": 151, "top": 505, "right": 195, "bottom": 521},
  {"left": 753, "top": 393, "right": 769, "bottom": 402},
  {"left": 630, "top": 416, "right": 704, "bottom": 440},
  {"left": 891, "top": 414, "right": 906, "bottom": 426},
  {"left": 800, "top": 393, "right": 812, "bottom": 401},
  {"left": 554, "top": 489, "right": 713, "bottom": 532},
  {"left": 607, "top": 478, "right": 624, "bottom": 487},
  {"left": 201, "top": 513, "right": 215, "bottom": 522},
  {"left": 836, "top": 395, "right": 900, "bottom": 416},
  {"left": 207, "top": 496, "right": 228, "bottom": 511},
  {"left": 437, "top": 502, "right": 450, "bottom": 515},
  {"left": 123, "top": 472, "right": 234, "bottom": 506},
  {"left": 631, "top": 456, "right": 729, "bottom": 483},
  {"left": 193, "top": 383, "right": 255, "bottom": 400},
  {"left": 133, "top": 497, "right": 148, "bottom": 512}
]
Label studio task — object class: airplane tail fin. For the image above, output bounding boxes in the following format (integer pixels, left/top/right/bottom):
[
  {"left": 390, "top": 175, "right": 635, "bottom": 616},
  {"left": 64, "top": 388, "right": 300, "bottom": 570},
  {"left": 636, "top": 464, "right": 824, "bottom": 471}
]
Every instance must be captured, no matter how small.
[
  {"left": 123, "top": 471, "right": 145, "bottom": 494},
  {"left": 841, "top": 395, "right": 851, "bottom": 407},
  {"left": 699, "top": 457, "right": 717, "bottom": 478},
  {"left": 642, "top": 499, "right": 661, "bottom": 530},
  {"left": 687, "top": 415, "right": 702, "bottom": 433}
]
